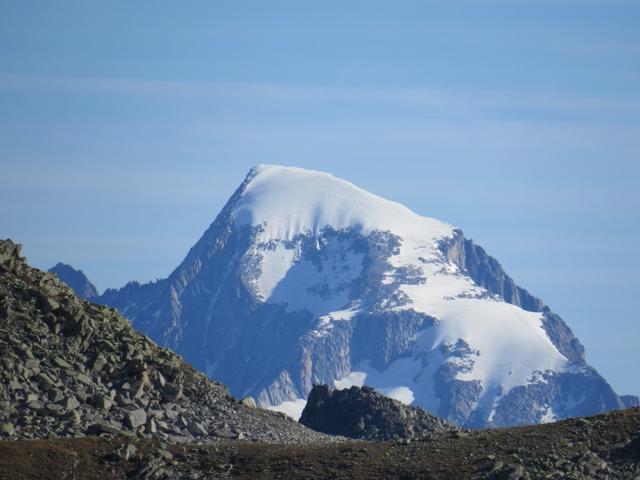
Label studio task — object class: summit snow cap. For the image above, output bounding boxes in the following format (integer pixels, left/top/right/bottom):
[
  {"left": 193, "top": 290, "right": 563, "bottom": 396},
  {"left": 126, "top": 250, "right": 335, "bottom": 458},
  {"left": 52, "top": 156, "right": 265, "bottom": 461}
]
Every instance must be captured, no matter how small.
[{"left": 231, "top": 164, "right": 453, "bottom": 242}]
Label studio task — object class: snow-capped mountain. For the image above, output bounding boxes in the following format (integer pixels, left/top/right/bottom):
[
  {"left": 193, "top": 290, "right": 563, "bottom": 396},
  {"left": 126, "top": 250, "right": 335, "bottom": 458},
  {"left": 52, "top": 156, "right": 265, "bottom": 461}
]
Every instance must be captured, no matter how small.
[{"left": 99, "top": 165, "right": 631, "bottom": 427}]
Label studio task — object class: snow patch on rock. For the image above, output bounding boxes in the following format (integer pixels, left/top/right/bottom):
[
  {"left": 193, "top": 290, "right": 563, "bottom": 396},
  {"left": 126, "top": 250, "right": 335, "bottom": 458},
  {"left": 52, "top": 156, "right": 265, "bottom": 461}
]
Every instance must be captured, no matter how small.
[{"left": 265, "top": 398, "right": 307, "bottom": 421}]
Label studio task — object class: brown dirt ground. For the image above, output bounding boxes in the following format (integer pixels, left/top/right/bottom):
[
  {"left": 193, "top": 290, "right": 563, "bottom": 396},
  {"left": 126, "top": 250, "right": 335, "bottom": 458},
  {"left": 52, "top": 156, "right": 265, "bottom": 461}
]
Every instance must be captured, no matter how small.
[{"left": 1, "top": 407, "right": 639, "bottom": 480}]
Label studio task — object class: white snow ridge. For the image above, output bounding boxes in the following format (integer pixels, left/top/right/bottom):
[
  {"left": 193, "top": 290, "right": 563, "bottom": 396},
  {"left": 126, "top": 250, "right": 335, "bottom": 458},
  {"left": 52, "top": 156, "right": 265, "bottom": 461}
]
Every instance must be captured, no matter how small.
[{"left": 232, "top": 164, "right": 453, "bottom": 243}]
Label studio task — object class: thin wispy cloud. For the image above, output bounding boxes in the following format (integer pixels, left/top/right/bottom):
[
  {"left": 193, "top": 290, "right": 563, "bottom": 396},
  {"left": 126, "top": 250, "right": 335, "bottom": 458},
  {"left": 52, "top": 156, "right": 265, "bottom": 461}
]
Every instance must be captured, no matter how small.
[{"left": 1, "top": 73, "right": 639, "bottom": 119}]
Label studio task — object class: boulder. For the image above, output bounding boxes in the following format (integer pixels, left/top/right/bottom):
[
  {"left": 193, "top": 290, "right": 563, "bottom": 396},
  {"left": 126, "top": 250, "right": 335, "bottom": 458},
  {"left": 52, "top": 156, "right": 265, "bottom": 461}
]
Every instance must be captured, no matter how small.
[
  {"left": 126, "top": 409, "right": 147, "bottom": 429},
  {"left": 300, "top": 384, "right": 452, "bottom": 441}
]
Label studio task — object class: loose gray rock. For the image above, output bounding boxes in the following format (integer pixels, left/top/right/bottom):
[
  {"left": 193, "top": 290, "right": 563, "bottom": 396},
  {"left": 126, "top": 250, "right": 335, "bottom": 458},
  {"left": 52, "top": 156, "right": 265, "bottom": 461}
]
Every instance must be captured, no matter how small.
[
  {"left": 0, "top": 239, "right": 332, "bottom": 445},
  {"left": 126, "top": 409, "right": 148, "bottom": 429}
]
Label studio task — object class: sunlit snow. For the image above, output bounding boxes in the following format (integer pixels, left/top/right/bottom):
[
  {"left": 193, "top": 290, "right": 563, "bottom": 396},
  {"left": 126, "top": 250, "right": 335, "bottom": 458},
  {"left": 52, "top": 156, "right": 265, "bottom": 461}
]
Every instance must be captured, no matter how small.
[
  {"left": 232, "top": 164, "right": 453, "bottom": 243},
  {"left": 231, "top": 165, "right": 569, "bottom": 416},
  {"left": 265, "top": 398, "right": 307, "bottom": 421}
]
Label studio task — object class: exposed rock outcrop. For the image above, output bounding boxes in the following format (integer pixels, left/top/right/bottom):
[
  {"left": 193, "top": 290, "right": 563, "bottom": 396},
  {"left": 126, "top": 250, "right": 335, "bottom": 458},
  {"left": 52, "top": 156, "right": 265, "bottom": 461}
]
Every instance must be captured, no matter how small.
[{"left": 299, "top": 385, "right": 453, "bottom": 440}]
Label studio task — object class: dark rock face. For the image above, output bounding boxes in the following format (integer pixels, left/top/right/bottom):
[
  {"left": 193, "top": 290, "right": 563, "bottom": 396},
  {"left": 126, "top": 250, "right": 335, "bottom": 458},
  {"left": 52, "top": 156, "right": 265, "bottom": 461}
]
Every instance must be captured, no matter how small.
[
  {"left": 540, "top": 311, "right": 586, "bottom": 365},
  {"left": 300, "top": 385, "right": 452, "bottom": 440},
  {"left": 0, "top": 239, "right": 329, "bottom": 444},
  {"left": 48, "top": 263, "right": 98, "bottom": 300}
]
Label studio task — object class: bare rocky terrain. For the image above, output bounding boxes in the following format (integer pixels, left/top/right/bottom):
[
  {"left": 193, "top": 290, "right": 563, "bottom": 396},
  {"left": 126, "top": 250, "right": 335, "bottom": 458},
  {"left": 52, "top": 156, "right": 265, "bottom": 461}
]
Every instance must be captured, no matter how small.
[
  {"left": 0, "top": 239, "right": 328, "bottom": 444},
  {"left": 1, "top": 238, "right": 639, "bottom": 479},
  {"left": 0, "top": 407, "right": 639, "bottom": 479}
]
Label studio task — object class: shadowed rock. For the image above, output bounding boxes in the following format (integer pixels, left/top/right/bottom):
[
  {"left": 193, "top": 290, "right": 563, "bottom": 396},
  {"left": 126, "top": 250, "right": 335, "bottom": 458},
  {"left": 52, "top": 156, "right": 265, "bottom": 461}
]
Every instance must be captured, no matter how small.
[{"left": 300, "top": 384, "right": 453, "bottom": 441}]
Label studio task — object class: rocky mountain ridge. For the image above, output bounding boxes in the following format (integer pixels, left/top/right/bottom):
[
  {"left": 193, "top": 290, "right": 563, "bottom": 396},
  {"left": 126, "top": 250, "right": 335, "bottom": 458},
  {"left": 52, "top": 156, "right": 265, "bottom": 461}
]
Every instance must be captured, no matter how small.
[
  {"left": 48, "top": 262, "right": 98, "bottom": 300},
  {"left": 0, "top": 239, "right": 329, "bottom": 444}
]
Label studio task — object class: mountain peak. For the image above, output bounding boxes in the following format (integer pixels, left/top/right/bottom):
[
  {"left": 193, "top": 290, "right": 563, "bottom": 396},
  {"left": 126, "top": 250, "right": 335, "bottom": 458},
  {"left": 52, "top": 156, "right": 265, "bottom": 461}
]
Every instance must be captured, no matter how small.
[
  {"left": 98, "top": 167, "right": 626, "bottom": 428},
  {"left": 232, "top": 165, "right": 452, "bottom": 242},
  {"left": 48, "top": 262, "right": 98, "bottom": 300}
]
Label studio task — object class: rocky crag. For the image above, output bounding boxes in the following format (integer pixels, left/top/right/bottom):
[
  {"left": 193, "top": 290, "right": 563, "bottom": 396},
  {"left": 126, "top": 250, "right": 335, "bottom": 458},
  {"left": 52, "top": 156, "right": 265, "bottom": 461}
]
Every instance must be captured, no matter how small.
[
  {"left": 48, "top": 263, "right": 98, "bottom": 300},
  {"left": 300, "top": 384, "right": 453, "bottom": 440},
  {"left": 0, "top": 239, "right": 329, "bottom": 444}
]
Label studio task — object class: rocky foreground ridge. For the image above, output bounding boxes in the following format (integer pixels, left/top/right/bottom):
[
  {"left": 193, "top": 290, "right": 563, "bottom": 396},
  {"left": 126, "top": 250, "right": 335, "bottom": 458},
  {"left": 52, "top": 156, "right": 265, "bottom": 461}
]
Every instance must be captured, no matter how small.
[
  {"left": 0, "top": 238, "right": 639, "bottom": 479},
  {"left": 1, "top": 407, "right": 639, "bottom": 479},
  {"left": 0, "top": 239, "right": 328, "bottom": 444},
  {"left": 300, "top": 384, "right": 453, "bottom": 441}
]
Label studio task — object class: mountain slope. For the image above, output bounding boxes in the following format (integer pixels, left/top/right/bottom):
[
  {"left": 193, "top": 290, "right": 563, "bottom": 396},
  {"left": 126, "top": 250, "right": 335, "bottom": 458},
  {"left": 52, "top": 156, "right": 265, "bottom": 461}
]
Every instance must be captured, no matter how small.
[
  {"left": 49, "top": 263, "right": 98, "bottom": 300},
  {"left": 98, "top": 165, "right": 631, "bottom": 427},
  {"left": 0, "top": 239, "right": 328, "bottom": 443}
]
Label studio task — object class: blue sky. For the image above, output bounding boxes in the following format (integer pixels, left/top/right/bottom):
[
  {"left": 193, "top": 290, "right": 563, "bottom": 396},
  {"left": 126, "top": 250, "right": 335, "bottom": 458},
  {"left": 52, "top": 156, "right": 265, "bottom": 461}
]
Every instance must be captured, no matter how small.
[{"left": 1, "top": 1, "right": 639, "bottom": 397}]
